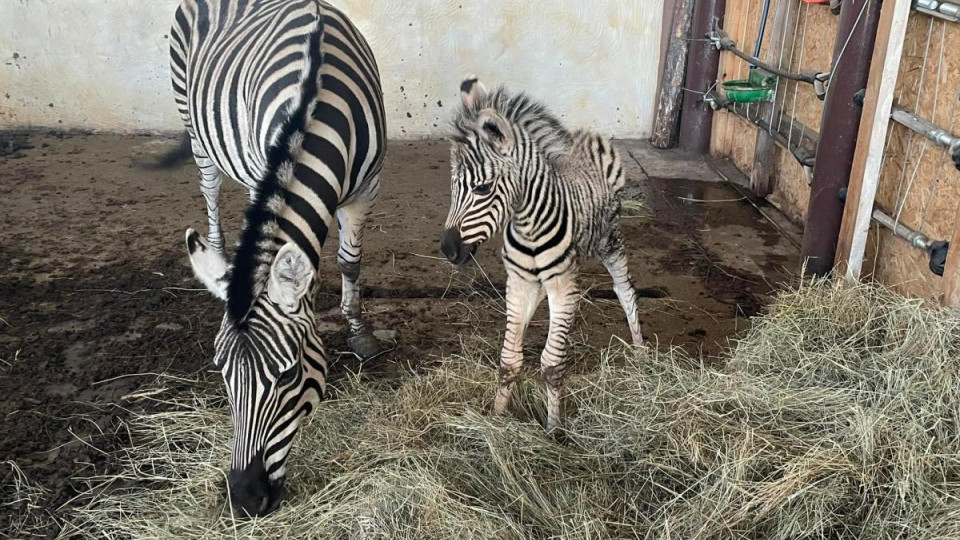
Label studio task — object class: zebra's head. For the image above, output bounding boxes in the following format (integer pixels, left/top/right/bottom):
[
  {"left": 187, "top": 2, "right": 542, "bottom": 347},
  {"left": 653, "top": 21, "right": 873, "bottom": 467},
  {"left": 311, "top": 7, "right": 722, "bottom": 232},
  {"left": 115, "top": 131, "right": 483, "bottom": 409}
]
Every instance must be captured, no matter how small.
[
  {"left": 441, "top": 76, "right": 569, "bottom": 264},
  {"left": 440, "top": 76, "right": 522, "bottom": 264},
  {"left": 185, "top": 229, "right": 326, "bottom": 516}
]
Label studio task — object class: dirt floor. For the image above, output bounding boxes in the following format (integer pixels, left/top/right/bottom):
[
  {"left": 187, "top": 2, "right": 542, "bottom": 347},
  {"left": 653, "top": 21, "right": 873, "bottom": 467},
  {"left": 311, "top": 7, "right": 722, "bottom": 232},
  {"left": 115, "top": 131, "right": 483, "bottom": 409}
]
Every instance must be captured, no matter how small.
[{"left": 0, "top": 131, "right": 800, "bottom": 536}]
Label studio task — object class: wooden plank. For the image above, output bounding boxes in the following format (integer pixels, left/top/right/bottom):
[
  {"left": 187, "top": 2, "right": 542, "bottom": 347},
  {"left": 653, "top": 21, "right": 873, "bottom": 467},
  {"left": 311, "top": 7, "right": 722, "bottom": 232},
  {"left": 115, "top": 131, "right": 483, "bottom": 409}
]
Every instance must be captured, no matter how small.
[
  {"left": 711, "top": 0, "right": 748, "bottom": 158},
  {"left": 651, "top": 0, "right": 695, "bottom": 148},
  {"left": 750, "top": 0, "right": 794, "bottom": 197},
  {"left": 657, "top": 0, "right": 679, "bottom": 87},
  {"left": 835, "top": 0, "right": 912, "bottom": 281},
  {"left": 941, "top": 200, "right": 960, "bottom": 306}
]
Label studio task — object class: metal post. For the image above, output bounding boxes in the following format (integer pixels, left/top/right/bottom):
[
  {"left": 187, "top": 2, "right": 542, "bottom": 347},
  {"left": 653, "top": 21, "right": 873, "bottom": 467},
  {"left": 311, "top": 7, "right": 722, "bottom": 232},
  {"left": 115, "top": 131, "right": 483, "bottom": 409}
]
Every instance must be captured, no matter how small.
[
  {"left": 800, "top": 0, "right": 883, "bottom": 276},
  {"left": 678, "top": 0, "right": 727, "bottom": 154}
]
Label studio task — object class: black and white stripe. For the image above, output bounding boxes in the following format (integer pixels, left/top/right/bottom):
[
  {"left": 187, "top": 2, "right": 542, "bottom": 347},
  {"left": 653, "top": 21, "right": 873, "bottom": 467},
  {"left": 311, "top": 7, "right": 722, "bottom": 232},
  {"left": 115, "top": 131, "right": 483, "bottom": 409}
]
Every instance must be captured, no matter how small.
[
  {"left": 213, "top": 295, "right": 324, "bottom": 479},
  {"left": 170, "top": 0, "right": 386, "bottom": 515},
  {"left": 441, "top": 77, "right": 644, "bottom": 431}
]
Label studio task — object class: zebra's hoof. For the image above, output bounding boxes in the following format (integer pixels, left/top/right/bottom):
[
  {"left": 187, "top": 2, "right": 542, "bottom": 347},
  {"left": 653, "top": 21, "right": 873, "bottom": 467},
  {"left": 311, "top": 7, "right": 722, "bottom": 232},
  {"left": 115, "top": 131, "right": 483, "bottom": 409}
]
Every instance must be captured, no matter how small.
[{"left": 347, "top": 332, "right": 391, "bottom": 361}]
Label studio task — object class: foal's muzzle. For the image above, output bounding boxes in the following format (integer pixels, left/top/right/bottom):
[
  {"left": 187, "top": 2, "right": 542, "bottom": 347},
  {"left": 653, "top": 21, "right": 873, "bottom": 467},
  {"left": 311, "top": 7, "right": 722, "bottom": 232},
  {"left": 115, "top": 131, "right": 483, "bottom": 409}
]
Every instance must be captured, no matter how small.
[{"left": 440, "top": 228, "right": 477, "bottom": 265}]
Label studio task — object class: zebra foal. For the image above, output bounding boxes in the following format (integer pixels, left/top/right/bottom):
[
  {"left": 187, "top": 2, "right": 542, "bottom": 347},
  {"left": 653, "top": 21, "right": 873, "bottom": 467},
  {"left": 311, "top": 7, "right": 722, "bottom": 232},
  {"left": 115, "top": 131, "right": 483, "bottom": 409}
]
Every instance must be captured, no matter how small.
[
  {"left": 441, "top": 77, "right": 644, "bottom": 431},
  {"left": 169, "top": 0, "right": 386, "bottom": 515}
]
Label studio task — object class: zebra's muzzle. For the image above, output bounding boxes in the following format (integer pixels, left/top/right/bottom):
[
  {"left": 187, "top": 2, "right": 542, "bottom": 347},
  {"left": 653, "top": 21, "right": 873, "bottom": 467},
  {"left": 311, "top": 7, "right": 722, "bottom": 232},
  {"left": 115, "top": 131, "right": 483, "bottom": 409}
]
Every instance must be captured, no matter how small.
[
  {"left": 440, "top": 228, "right": 477, "bottom": 265},
  {"left": 227, "top": 460, "right": 285, "bottom": 517}
]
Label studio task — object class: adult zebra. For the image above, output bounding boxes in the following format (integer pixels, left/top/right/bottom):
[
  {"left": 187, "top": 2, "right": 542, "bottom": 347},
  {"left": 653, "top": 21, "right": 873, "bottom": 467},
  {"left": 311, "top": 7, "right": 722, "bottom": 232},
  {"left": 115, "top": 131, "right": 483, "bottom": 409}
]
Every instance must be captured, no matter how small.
[
  {"left": 441, "top": 77, "right": 644, "bottom": 431},
  {"left": 169, "top": 0, "right": 386, "bottom": 516}
]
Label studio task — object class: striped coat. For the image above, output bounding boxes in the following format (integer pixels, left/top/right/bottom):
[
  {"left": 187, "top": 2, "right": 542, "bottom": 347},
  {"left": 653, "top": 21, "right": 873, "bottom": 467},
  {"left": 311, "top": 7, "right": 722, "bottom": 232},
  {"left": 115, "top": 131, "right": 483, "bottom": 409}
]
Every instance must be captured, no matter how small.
[{"left": 170, "top": 0, "right": 387, "bottom": 516}]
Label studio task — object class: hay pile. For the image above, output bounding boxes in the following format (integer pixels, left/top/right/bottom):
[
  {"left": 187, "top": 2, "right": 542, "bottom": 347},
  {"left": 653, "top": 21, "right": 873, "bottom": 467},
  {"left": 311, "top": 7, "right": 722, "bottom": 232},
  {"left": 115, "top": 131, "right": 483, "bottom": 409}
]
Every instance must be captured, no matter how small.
[{"left": 59, "top": 281, "right": 960, "bottom": 539}]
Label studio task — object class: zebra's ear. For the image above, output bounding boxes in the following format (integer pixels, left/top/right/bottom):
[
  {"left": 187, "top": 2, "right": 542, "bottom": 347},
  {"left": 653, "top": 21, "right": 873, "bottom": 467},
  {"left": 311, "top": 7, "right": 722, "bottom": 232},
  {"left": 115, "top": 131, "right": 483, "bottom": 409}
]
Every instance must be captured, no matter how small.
[
  {"left": 477, "top": 109, "right": 514, "bottom": 153},
  {"left": 460, "top": 75, "right": 487, "bottom": 110},
  {"left": 267, "top": 243, "right": 314, "bottom": 311},
  {"left": 185, "top": 228, "right": 228, "bottom": 301}
]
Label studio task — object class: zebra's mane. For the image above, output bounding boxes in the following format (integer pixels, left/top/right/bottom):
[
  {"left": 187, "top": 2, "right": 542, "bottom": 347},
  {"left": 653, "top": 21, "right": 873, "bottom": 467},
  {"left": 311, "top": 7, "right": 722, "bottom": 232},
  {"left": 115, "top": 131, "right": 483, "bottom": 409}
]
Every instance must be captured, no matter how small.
[
  {"left": 225, "top": 13, "right": 325, "bottom": 324},
  {"left": 452, "top": 87, "right": 572, "bottom": 162}
]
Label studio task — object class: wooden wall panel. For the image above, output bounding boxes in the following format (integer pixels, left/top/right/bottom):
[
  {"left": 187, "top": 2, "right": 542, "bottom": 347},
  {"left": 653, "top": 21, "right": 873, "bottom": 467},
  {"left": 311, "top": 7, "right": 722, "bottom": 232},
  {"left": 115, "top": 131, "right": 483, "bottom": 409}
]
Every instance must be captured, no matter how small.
[
  {"left": 769, "top": 147, "right": 810, "bottom": 224},
  {"left": 870, "top": 18, "right": 960, "bottom": 301},
  {"left": 707, "top": 1, "right": 960, "bottom": 303},
  {"left": 710, "top": 0, "right": 839, "bottom": 225},
  {"left": 712, "top": 0, "right": 762, "bottom": 165}
]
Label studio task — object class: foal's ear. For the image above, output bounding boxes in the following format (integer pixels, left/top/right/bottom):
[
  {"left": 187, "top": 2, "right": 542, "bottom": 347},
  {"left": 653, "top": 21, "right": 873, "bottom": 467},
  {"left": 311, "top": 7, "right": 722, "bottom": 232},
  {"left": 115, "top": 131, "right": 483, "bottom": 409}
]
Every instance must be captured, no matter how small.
[
  {"left": 267, "top": 243, "right": 314, "bottom": 311},
  {"left": 460, "top": 74, "right": 487, "bottom": 110},
  {"left": 185, "top": 228, "right": 228, "bottom": 301},
  {"left": 477, "top": 109, "right": 514, "bottom": 154}
]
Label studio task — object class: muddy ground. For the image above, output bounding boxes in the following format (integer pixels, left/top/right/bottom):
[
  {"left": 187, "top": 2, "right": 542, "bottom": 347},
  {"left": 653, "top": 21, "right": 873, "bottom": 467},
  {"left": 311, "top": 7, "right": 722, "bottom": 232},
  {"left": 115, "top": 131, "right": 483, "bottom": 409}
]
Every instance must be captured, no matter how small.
[{"left": 0, "top": 131, "right": 800, "bottom": 536}]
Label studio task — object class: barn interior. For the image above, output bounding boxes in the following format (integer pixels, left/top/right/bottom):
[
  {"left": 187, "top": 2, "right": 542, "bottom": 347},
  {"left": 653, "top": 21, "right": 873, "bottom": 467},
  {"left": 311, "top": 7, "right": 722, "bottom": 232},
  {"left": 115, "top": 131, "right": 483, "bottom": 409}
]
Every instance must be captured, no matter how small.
[{"left": 1, "top": 1, "right": 959, "bottom": 538}]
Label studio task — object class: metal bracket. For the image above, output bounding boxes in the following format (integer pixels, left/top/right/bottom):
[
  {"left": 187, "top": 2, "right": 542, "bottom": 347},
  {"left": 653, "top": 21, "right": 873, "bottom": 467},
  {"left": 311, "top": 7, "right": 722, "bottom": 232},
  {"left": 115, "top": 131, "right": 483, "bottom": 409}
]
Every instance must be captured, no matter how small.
[
  {"left": 813, "top": 72, "right": 831, "bottom": 101},
  {"left": 914, "top": 0, "right": 960, "bottom": 23},
  {"left": 703, "top": 92, "right": 719, "bottom": 110},
  {"left": 929, "top": 241, "right": 950, "bottom": 276},
  {"left": 891, "top": 106, "right": 960, "bottom": 171},
  {"left": 838, "top": 187, "right": 950, "bottom": 275},
  {"left": 853, "top": 88, "right": 867, "bottom": 107}
]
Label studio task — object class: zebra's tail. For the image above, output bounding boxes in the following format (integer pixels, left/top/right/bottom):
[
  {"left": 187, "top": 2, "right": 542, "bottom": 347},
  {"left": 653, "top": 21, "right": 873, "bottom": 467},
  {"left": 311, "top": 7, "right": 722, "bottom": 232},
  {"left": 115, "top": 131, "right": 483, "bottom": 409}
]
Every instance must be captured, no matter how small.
[{"left": 139, "top": 131, "right": 192, "bottom": 169}]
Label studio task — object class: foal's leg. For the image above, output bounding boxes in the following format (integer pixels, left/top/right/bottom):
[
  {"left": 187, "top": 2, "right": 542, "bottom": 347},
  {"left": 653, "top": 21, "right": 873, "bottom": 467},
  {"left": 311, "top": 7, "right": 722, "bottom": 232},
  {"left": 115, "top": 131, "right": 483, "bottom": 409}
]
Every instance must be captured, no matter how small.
[
  {"left": 540, "top": 270, "right": 579, "bottom": 431},
  {"left": 601, "top": 229, "right": 643, "bottom": 345},
  {"left": 190, "top": 138, "right": 226, "bottom": 253},
  {"left": 335, "top": 185, "right": 387, "bottom": 360},
  {"left": 494, "top": 271, "right": 543, "bottom": 415}
]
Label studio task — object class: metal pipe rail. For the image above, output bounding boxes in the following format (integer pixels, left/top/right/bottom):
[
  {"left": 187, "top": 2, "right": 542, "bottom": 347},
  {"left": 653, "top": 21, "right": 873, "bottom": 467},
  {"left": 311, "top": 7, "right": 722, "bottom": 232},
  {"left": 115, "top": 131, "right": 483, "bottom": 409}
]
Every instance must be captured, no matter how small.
[
  {"left": 891, "top": 105, "right": 960, "bottom": 170},
  {"left": 709, "top": 28, "right": 830, "bottom": 86},
  {"left": 915, "top": 0, "right": 960, "bottom": 23},
  {"left": 873, "top": 206, "right": 939, "bottom": 251},
  {"left": 838, "top": 188, "right": 950, "bottom": 275},
  {"left": 801, "top": 0, "right": 884, "bottom": 277},
  {"left": 705, "top": 92, "right": 819, "bottom": 169},
  {"left": 678, "top": 0, "right": 727, "bottom": 154}
]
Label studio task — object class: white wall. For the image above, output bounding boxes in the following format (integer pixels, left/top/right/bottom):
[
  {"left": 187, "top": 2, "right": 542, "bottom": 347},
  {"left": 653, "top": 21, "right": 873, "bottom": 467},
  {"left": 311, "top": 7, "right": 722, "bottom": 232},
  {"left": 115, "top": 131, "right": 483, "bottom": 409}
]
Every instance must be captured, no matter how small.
[{"left": 0, "top": 0, "right": 663, "bottom": 138}]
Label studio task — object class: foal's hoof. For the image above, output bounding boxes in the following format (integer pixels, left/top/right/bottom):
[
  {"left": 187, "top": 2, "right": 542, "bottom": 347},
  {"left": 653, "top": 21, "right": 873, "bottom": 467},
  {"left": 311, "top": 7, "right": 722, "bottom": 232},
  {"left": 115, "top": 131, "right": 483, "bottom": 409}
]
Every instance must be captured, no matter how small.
[{"left": 347, "top": 332, "right": 392, "bottom": 361}]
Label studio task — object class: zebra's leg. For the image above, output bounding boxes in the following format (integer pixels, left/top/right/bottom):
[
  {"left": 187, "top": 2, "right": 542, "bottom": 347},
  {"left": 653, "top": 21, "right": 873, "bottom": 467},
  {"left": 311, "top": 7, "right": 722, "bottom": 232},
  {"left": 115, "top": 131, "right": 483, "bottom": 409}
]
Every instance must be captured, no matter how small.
[
  {"left": 190, "top": 139, "right": 226, "bottom": 253},
  {"left": 540, "top": 270, "right": 579, "bottom": 432},
  {"left": 335, "top": 192, "right": 386, "bottom": 360},
  {"left": 494, "top": 271, "right": 543, "bottom": 416},
  {"left": 601, "top": 230, "right": 643, "bottom": 345}
]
